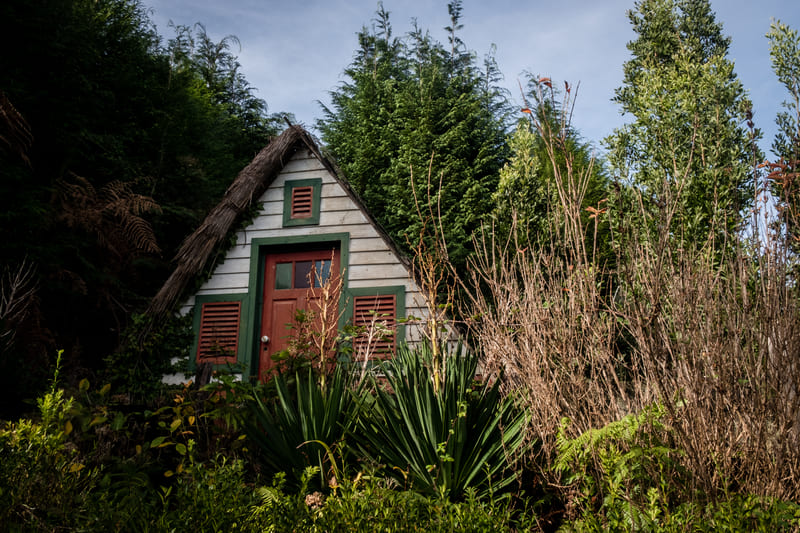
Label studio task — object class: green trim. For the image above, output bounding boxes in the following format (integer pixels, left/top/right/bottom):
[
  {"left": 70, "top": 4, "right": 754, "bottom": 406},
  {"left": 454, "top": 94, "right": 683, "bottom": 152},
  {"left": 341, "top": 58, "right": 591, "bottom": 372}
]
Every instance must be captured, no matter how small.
[
  {"left": 344, "top": 285, "right": 407, "bottom": 344},
  {"left": 243, "top": 233, "right": 351, "bottom": 380},
  {"left": 282, "top": 178, "right": 322, "bottom": 226},
  {"left": 189, "top": 293, "right": 248, "bottom": 375}
]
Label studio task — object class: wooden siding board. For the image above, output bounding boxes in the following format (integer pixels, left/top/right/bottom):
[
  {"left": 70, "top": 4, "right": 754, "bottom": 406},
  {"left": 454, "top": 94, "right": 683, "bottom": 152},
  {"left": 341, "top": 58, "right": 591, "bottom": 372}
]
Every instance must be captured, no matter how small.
[
  {"left": 349, "top": 250, "right": 397, "bottom": 265},
  {"left": 319, "top": 210, "right": 368, "bottom": 226},
  {"left": 349, "top": 237, "right": 393, "bottom": 253},
  {"left": 349, "top": 263, "right": 411, "bottom": 280},
  {"left": 197, "top": 274, "right": 249, "bottom": 292},
  {"left": 347, "top": 277, "right": 417, "bottom": 289},
  {"left": 321, "top": 196, "right": 364, "bottom": 211},
  {"left": 206, "top": 257, "right": 250, "bottom": 275}
]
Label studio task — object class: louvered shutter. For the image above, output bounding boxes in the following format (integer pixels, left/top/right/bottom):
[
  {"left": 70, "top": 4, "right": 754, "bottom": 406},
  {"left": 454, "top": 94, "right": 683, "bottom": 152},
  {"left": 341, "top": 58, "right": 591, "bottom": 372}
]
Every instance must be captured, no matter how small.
[
  {"left": 353, "top": 294, "right": 396, "bottom": 358},
  {"left": 197, "top": 301, "right": 241, "bottom": 364},
  {"left": 290, "top": 186, "right": 314, "bottom": 219}
]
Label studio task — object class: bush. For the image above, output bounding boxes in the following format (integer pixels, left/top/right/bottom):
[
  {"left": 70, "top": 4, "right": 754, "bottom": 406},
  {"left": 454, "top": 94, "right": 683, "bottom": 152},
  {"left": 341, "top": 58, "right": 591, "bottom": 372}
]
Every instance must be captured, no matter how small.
[
  {"left": 0, "top": 385, "right": 100, "bottom": 528},
  {"left": 240, "top": 363, "right": 358, "bottom": 489},
  {"left": 353, "top": 343, "right": 527, "bottom": 500},
  {"left": 249, "top": 466, "right": 539, "bottom": 533}
]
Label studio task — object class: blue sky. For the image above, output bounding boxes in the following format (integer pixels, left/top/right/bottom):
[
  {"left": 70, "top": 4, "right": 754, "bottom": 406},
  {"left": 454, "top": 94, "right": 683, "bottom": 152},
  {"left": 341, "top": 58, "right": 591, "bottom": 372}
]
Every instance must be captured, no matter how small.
[{"left": 144, "top": 0, "right": 799, "bottom": 158}]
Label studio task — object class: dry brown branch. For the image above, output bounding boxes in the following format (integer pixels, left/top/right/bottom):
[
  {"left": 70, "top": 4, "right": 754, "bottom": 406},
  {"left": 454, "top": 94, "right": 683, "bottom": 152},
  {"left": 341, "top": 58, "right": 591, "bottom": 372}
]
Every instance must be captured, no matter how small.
[
  {"left": 456, "top": 80, "right": 800, "bottom": 500},
  {"left": 0, "top": 259, "right": 38, "bottom": 349},
  {"left": 0, "top": 91, "right": 33, "bottom": 167}
]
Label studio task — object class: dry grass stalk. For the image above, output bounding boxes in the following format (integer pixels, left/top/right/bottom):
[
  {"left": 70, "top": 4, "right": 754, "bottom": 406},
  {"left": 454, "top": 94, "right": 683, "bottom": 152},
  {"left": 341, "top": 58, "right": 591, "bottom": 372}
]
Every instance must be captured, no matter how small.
[
  {"left": 408, "top": 154, "right": 459, "bottom": 392},
  {"left": 455, "top": 82, "right": 800, "bottom": 500}
]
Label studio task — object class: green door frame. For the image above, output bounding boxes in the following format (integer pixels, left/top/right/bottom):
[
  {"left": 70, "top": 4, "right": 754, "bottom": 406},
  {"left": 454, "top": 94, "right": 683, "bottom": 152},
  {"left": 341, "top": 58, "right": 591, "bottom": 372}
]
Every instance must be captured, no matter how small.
[{"left": 242, "top": 233, "right": 351, "bottom": 380}]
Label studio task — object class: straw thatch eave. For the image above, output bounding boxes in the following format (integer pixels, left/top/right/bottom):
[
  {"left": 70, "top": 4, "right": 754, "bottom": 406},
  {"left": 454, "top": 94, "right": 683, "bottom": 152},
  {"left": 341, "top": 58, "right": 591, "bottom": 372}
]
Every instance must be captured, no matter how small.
[{"left": 147, "top": 125, "right": 313, "bottom": 319}]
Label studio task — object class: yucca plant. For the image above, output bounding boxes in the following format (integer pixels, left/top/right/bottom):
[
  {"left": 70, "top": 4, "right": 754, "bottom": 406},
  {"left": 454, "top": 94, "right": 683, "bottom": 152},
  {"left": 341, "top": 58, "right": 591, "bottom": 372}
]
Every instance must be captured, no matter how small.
[
  {"left": 353, "top": 343, "right": 527, "bottom": 500},
  {"left": 241, "top": 364, "right": 357, "bottom": 488}
]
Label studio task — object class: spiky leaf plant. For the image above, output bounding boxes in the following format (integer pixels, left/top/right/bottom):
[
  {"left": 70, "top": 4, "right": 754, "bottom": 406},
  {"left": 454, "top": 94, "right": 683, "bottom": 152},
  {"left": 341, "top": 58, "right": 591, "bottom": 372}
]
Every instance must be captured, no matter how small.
[
  {"left": 354, "top": 343, "right": 527, "bottom": 500},
  {"left": 241, "top": 364, "right": 357, "bottom": 489}
]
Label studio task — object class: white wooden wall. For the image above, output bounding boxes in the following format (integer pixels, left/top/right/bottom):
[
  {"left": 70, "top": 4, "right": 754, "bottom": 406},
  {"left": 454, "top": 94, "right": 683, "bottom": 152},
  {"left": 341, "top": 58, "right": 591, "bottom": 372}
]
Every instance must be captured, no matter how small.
[{"left": 181, "top": 148, "right": 431, "bottom": 341}]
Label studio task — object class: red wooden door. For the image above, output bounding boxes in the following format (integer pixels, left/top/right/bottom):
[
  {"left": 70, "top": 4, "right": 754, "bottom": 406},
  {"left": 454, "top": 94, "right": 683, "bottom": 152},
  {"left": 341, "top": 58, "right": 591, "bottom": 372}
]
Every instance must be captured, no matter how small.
[{"left": 259, "top": 248, "right": 340, "bottom": 380}]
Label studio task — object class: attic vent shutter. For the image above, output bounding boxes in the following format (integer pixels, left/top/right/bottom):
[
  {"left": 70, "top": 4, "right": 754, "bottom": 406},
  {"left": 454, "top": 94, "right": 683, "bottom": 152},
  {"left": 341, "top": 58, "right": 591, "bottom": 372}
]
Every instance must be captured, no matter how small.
[
  {"left": 291, "top": 186, "right": 314, "bottom": 219},
  {"left": 353, "top": 294, "right": 396, "bottom": 357},
  {"left": 197, "top": 301, "right": 241, "bottom": 364}
]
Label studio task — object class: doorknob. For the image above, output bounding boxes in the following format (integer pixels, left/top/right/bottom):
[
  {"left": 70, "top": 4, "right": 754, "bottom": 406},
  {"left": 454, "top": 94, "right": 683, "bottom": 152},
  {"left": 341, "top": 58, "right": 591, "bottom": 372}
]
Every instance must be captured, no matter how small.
[{"left": 261, "top": 335, "right": 270, "bottom": 344}]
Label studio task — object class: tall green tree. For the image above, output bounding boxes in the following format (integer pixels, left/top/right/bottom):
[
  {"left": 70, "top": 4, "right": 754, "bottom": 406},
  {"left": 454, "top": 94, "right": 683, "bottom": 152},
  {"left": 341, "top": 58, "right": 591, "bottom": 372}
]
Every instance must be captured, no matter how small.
[
  {"left": 0, "top": 0, "right": 281, "bottom": 411},
  {"left": 766, "top": 20, "right": 800, "bottom": 253},
  {"left": 767, "top": 20, "right": 800, "bottom": 165},
  {"left": 604, "top": 0, "right": 757, "bottom": 250},
  {"left": 318, "top": 2, "right": 509, "bottom": 272}
]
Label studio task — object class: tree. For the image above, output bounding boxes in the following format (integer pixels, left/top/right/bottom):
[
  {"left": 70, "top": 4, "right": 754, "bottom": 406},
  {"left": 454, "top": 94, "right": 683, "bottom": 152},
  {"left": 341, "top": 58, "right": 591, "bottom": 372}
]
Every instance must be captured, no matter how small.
[
  {"left": 318, "top": 1, "right": 509, "bottom": 272},
  {"left": 604, "top": 0, "right": 757, "bottom": 251},
  {"left": 767, "top": 20, "right": 800, "bottom": 166},
  {"left": 0, "top": 0, "right": 283, "bottom": 411},
  {"left": 766, "top": 20, "right": 800, "bottom": 252},
  {"left": 493, "top": 77, "right": 609, "bottom": 261}
]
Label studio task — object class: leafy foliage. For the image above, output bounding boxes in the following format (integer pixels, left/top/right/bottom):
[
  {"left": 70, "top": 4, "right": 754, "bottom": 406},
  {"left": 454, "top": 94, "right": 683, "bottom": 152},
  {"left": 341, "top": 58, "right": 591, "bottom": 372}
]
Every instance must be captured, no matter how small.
[
  {"left": 766, "top": 21, "right": 800, "bottom": 256},
  {"left": 767, "top": 20, "right": 800, "bottom": 165},
  {"left": 249, "top": 466, "right": 537, "bottom": 533},
  {"left": 604, "top": 0, "right": 757, "bottom": 251},
  {"left": 318, "top": 2, "right": 509, "bottom": 272}
]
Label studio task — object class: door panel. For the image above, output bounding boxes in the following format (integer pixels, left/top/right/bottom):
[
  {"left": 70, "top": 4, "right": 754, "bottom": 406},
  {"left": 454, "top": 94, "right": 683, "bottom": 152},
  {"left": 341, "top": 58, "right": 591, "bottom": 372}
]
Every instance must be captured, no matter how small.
[{"left": 259, "top": 247, "right": 339, "bottom": 380}]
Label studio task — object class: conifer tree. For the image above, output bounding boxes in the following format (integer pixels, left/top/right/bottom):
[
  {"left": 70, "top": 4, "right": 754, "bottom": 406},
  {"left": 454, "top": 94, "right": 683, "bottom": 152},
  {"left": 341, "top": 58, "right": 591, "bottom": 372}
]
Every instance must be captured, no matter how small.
[{"left": 318, "top": 2, "right": 509, "bottom": 272}]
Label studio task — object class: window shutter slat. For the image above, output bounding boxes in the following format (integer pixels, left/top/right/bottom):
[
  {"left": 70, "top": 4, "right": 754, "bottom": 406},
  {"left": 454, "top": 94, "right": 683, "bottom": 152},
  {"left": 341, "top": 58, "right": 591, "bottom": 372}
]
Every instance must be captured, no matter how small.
[
  {"left": 291, "top": 186, "right": 314, "bottom": 219},
  {"left": 197, "top": 301, "right": 241, "bottom": 364},
  {"left": 353, "top": 294, "right": 396, "bottom": 357}
]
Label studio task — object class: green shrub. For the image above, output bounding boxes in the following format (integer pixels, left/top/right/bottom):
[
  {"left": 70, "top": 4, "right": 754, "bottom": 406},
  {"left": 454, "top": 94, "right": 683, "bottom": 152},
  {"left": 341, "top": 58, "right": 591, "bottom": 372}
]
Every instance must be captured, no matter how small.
[
  {"left": 249, "top": 466, "right": 539, "bottom": 533},
  {"left": 667, "top": 495, "right": 800, "bottom": 532},
  {"left": 0, "top": 385, "right": 100, "bottom": 528},
  {"left": 241, "top": 363, "right": 358, "bottom": 489},
  {"left": 553, "top": 404, "right": 690, "bottom": 530},
  {"left": 156, "top": 453, "right": 256, "bottom": 532},
  {"left": 353, "top": 343, "right": 527, "bottom": 500}
]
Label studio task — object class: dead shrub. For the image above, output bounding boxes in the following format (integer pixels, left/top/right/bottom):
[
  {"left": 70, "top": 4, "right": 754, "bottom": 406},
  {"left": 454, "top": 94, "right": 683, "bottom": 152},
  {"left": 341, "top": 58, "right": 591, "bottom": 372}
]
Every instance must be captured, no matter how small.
[{"left": 457, "top": 83, "right": 800, "bottom": 501}]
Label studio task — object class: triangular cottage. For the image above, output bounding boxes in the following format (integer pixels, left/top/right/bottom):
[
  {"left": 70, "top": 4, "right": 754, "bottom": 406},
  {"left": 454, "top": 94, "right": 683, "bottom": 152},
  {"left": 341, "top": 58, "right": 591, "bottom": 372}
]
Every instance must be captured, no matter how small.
[{"left": 149, "top": 125, "right": 431, "bottom": 381}]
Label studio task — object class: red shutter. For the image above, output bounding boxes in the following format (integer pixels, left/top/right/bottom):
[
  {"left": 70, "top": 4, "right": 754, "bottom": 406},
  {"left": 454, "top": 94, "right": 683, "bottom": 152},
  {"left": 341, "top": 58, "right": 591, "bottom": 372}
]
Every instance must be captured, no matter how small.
[
  {"left": 353, "top": 294, "right": 396, "bottom": 358},
  {"left": 197, "top": 301, "right": 241, "bottom": 364},
  {"left": 291, "top": 186, "right": 314, "bottom": 219}
]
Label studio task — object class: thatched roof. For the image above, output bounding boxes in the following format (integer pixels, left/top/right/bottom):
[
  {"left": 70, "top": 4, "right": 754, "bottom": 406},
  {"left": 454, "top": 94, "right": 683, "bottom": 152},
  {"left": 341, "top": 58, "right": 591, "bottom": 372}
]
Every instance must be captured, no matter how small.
[
  {"left": 147, "top": 125, "right": 312, "bottom": 318},
  {"left": 146, "top": 124, "right": 407, "bottom": 320}
]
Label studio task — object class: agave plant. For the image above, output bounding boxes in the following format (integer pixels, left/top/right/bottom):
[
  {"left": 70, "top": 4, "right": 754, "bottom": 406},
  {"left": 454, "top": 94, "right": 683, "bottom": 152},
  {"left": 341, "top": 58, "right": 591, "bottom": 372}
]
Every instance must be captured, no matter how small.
[
  {"left": 353, "top": 343, "right": 527, "bottom": 500},
  {"left": 240, "top": 364, "right": 357, "bottom": 488}
]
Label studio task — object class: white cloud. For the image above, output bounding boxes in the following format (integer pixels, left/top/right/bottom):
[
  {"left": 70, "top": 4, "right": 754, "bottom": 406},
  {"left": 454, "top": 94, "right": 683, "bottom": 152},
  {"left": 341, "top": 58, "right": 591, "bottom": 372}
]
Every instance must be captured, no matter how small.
[{"left": 146, "top": 0, "right": 800, "bottom": 155}]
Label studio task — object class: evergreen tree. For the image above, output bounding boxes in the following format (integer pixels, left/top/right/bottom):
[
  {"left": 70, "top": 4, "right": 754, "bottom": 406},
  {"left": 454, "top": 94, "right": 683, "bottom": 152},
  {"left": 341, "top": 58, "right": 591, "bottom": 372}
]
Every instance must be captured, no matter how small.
[
  {"left": 604, "top": 0, "right": 757, "bottom": 250},
  {"left": 318, "top": 2, "right": 509, "bottom": 272}
]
